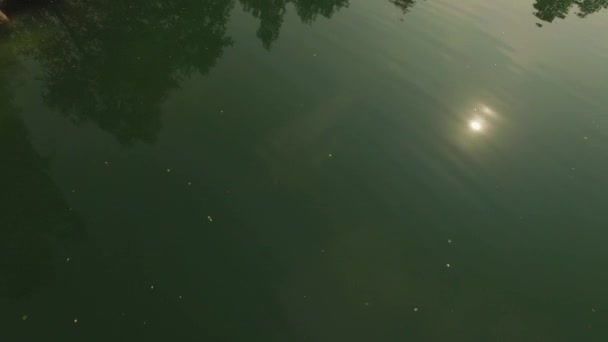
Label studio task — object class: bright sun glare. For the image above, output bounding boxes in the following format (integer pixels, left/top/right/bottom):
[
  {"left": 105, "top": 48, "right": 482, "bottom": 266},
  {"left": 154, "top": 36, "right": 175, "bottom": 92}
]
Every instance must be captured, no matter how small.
[{"left": 469, "top": 120, "right": 482, "bottom": 132}]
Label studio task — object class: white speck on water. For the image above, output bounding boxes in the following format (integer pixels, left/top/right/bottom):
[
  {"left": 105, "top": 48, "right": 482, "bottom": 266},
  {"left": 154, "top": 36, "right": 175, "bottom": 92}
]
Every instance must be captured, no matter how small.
[
  {"left": 143, "top": 321, "right": 147, "bottom": 325},
  {"left": 413, "top": 307, "right": 419, "bottom": 312},
  {"left": 104, "top": 161, "right": 108, "bottom": 166},
  {"left": 363, "top": 302, "right": 370, "bottom": 306},
  {"left": 446, "top": 263, "right": 451, "bottom": 268},
  {"left": 328, "top": 153, "right": 332, "bottom": 157},
  {"left": 150, "top": 285, "right": 154, "bottom": 290},
  {"left": 22, "top": 314, "right": 28, "bottom": 321},
  {"left": 66, "top": 258, "right": 70, "bottom": 262},
  {"left": 592, "top": 308, "right": 596, "bottom": 312},
  {"left": 447, "top": 239, "right": 452, "bottom": 244},
  {"left": 71, "top": 189, "right": 76, "bottom": 193},
  {"left": 584, "top": 136, "right": 588, "bottom": 140},
  {"left": 73, "top": 318, "right": 78, "bottom": 324},
  {"left": 208, "top": 216, "right": 213, "bottom": 222},
  {"left": 188, "top": 182, "right": 192, "bottom": 186},
  {"left": 166, "top": 169, "right": 171, "bottom": 173},
  {"left": 313, "top": 53, "right": 317, "bottom": 57},
  {"left": 178, "top": 296, "right": 183, "bottom": 300}
]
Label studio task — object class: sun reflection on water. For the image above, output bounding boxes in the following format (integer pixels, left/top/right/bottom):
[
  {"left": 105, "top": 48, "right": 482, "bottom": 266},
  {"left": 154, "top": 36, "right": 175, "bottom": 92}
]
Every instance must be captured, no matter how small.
[
  {"left": 469, "top": 120, "right": 483, "bottom": 132},
  {"left": 467, "top": 104, "right": 497, "bottom": 134}
]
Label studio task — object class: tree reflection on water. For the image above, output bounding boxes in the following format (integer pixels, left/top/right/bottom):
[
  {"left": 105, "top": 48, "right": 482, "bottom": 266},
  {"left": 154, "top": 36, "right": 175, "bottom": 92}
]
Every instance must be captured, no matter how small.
[
  {"left": 534, "top": 0, "right": 608, "bottom": 22},
  {"left": 0, "top": 0, "right": 606, "bottom": 147}
]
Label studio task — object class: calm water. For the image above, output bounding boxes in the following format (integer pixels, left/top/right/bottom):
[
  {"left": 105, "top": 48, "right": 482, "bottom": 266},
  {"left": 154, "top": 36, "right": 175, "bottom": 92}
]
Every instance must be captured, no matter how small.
[{"left": 1, "top": 0, "right": 608, "bottom": 340}]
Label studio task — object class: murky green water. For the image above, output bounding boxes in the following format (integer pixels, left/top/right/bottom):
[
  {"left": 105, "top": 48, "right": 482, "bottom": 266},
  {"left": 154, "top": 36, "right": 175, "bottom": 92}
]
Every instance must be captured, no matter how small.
[{"left": 1, "top": 0, "right": 607, "bottom": 340}]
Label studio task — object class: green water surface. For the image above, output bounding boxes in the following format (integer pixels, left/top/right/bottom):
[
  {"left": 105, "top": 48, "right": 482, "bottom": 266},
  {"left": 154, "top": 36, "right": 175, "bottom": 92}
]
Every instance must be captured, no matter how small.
[{"left": 1, "top": 0, "right": 607, "bottom": 340}]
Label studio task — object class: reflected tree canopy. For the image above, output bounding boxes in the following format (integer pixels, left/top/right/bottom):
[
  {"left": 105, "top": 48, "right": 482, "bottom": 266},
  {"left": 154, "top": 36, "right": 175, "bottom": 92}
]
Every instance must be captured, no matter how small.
[
  {"left": 240, "top": 0, "right": 348, "bottom": 49},
  {"left": 241, "top": 0, "right": 286, "bottom": 49},
  {"left": 9, "top": 0, "right": 349, "bottom": 144},
  {"left": 386, "top": 0, "right": 608, "bottom": 21},
  {"left": 25, "top": 0, "right": 235, "bottom": 144},
  {"left": 293, "top": 0, "right": 348, "bottom": 24},
  {"left": 534, "top": 0, "right": 608, "bottom": 22},
  {"left": 390, "top": 0, "right": 416, "bottom": 13},
  {"left": 2, "top": 0, "right": 606, "bottom": 146}
]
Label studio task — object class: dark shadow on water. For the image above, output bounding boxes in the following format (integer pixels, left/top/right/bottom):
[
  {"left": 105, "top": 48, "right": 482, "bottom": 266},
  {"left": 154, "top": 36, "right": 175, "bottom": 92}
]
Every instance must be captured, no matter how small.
[{"left": 0, "top": 68, "right": 85, "bottom": 299}]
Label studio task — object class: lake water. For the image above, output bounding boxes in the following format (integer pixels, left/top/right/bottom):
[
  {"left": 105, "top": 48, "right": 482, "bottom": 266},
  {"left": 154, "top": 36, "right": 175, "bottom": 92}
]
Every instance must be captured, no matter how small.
[{"left": 1, "top": 0, "right": 607, "bottom": 340}]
